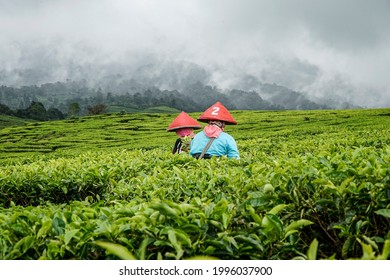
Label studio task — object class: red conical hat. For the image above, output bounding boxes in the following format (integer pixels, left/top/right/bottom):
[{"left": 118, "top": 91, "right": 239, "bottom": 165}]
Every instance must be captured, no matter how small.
[
  {"left": 167, "top": 111, "right": 202, "bottom": 131},
  {"left": 197, "top": 101, "right": 237, "bottom": 125}
]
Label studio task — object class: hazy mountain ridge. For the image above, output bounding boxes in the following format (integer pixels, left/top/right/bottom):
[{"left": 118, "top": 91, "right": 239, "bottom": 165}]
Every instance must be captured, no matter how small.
[{"left": 0, "top": 59, "right": 359, "bottom": 114}]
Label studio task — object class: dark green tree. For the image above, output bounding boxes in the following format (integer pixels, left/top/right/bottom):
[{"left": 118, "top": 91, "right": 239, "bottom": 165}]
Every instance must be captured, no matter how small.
[
  {"left": 47, "top": 108, "right": 65, "bottom": 120},
  {"left": 68, "top": 102, "right": 81, "bottom": 117},
  {"left": 16, "top": 101, "right": 48, "bottom": 121},
  {"left": 0, "top": 103, "right": 14, "bottom": 116}
]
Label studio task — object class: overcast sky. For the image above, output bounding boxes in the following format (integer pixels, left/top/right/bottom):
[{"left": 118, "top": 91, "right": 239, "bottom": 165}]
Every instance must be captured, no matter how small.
[{"left": 1, "top": 0, "right": 390, "bottom": 107}]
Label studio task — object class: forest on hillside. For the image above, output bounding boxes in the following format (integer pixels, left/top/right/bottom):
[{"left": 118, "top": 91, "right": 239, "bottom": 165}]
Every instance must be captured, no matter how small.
[{"left": 0, "top": 79, "right": 348, "bottom": 120}]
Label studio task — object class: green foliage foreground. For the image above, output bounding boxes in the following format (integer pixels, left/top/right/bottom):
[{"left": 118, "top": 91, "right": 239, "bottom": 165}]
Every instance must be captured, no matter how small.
[{"left": 0, "top": 109, "right": 389, "bottom": 260}]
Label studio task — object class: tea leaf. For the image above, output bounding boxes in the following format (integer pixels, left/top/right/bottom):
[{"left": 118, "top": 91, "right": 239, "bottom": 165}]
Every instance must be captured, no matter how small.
[
  {"left": 307, "top": 239, "right": 318, "bottom": 260},
  {"left": 64, "top": 229, "right": 80, "bottom": 246},
  {"left": 52, "top": 217, "right": 66, "bottom": 236},
  {"left": 375, "top": 209, "right": 390, "bottom": 218},
  {"left": 95, "top": 241, "right": 137, "bottom": 260},
  {"left": 284, "top": 219, "right": 313, "bottom": 233}
]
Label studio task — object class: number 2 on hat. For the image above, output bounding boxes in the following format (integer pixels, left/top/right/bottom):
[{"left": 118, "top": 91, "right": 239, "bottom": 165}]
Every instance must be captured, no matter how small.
[{"left": 211, "top": 106, "right": 219, "bottom": 115}]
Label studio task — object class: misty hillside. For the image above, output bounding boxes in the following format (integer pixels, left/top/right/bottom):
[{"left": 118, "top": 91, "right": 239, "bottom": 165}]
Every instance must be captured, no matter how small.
[{"left": 0, "top": 60, "right": 359, "bottom": 115}]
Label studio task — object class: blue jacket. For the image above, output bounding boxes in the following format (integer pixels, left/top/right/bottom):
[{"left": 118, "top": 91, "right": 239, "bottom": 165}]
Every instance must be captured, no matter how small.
[{"left": 190, "top": 131, "right": 240, "bottom": 159}]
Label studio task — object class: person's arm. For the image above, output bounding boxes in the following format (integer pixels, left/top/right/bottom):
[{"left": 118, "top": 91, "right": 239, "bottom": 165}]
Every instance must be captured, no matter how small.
[
  {"left": 172, "top": 138, "right": 182, "bottom": 154},
  {"left": 226, "top": 136, "right": 240, "bottom": 159}
]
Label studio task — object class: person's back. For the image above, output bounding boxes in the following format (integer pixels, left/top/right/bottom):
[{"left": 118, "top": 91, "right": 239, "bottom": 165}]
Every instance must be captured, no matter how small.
[
  {"left": 190, "top": 130, "right": 239, "bottom": 159},
  {"left": 189, "top": 101, "right": 239, "bottom": 159}
]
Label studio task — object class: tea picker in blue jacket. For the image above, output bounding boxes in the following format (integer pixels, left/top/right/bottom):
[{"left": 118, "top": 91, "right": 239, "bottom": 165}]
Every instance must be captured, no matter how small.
[{"left": 190, "top": 101, "right": 239, "bottom": 159}]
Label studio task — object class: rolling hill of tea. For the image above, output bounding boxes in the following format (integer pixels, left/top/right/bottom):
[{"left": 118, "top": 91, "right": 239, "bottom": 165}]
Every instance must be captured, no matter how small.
[{"left": 0, "top": 109, "right": 389, "bottom": 260}]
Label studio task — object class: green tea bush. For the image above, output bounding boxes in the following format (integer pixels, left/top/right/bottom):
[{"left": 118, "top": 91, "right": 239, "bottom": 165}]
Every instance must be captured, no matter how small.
[{"left": 0, "top": 109, "right": 389, "bottom": 259}]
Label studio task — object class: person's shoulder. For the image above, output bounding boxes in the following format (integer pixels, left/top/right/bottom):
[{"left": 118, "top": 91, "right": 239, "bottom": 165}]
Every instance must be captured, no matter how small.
[
  {"left": 194, "top": 131, "right": 205, "bottom": 138},
  {"left": 220, "top": 131, "right": 234, "bottom": 139}
]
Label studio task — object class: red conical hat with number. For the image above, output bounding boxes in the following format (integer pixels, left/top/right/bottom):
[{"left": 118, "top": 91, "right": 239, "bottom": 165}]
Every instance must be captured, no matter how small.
[
  {"left": 197, "top": 101, "right": 237, "bottom": 125},
  {"left": 167, "top": 111, "right": 202, "bottom": 131}
]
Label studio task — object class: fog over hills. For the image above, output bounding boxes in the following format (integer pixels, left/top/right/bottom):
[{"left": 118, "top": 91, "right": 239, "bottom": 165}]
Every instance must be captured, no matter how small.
[
  {"left": 1, "top": 0, "right": 390, "bottom": 110},
  {"left": 0, "top": 49, "right": 366, "bottom": 111}
]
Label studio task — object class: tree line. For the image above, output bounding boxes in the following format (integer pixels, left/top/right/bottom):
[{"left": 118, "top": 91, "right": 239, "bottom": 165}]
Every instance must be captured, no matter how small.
[
  {"left": 0, "top": 80, "right": 333, "bottom": 121},
  {"left": 0, "top": 101, "right": 64, "bottom": 121}
]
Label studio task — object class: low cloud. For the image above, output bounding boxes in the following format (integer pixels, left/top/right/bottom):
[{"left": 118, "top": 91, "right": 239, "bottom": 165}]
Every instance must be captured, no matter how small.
[{"left": 1, "top": 0, "right": 389, "bottom": 107}]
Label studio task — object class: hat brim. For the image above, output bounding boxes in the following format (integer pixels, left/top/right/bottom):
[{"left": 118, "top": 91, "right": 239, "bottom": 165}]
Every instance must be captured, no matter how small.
[
  {"left": 197, "top": 117, "right": 237, "bottom": 125},
  {"left": 167, "top": 125, "right": 202, "bottom": 132}
]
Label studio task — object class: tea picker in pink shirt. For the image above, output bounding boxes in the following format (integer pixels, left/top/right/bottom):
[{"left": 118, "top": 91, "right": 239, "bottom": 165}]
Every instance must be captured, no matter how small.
[{"left": 167, "top": 112, "right": 202, "bottom": 154}]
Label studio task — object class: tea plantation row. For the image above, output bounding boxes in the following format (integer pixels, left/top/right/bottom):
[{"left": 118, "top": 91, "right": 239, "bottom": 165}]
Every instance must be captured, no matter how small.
[{"left": 0, "top": 109, "right": 389, "bottom": 259}]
